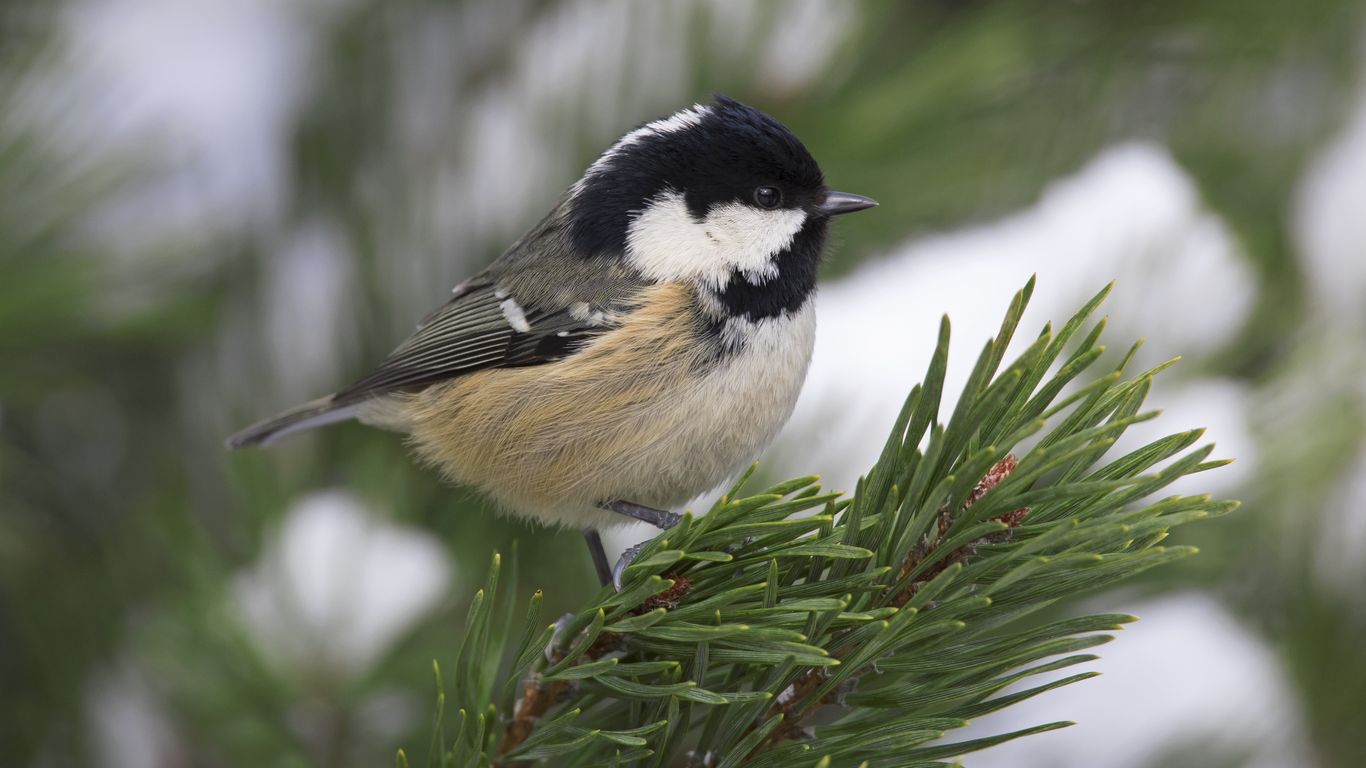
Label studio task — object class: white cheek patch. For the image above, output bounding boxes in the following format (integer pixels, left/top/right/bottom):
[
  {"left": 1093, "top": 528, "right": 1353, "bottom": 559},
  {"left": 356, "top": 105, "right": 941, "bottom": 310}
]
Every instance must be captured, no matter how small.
[
  {"left": 703, "top": 201, "right": 807, "bottom": 284},
  {"left": 625, "top": 191, "right": 721, "bottom": 285},
  {"left": 625, "top": 190, "right": 807, "bottom": 289}
]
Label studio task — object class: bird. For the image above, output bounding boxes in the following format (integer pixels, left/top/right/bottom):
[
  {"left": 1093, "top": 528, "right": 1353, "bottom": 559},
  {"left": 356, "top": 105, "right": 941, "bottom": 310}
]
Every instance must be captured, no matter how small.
[{"left": 227, "top": 95, "right": 876, "bottom": 586}]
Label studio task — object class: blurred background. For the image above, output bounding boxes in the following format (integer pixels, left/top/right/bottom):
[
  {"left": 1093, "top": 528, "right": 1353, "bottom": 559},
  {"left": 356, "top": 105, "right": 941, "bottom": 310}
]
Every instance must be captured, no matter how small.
[{"left": 3, "top": 1, "right": 1365, "bottom": 766}]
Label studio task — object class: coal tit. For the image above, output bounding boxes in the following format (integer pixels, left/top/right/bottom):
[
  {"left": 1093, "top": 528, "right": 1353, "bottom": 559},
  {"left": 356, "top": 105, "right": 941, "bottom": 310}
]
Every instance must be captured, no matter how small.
[{"left": 228, "top": 95, "right": 877, "bottom": 584}]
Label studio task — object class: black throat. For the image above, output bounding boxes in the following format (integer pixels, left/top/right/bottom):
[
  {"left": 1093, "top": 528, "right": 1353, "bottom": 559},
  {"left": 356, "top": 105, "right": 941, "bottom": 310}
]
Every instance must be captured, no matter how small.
[{"left": 709, "top": 214, "right": 826, "bottom": 323}]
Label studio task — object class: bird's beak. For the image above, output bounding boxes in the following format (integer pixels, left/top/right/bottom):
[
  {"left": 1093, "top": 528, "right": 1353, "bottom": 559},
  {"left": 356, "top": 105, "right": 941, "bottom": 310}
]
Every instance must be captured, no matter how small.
[{"left": 817, "top": 191, "right": 878, "bottom": 216}]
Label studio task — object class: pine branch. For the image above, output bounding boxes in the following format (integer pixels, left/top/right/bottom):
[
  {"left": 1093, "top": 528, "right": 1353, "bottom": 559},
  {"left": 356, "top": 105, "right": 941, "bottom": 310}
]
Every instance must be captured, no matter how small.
[
  {"left": 403, "top": 278, "right": 1239, "bottom": 768},
  {"left": 752, "top": 453, "right": 1031, "bottom": 754}
]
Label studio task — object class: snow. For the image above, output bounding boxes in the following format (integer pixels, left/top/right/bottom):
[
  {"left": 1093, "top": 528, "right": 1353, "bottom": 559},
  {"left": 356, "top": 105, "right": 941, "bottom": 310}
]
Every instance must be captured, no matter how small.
[{"left": 232, "top": 490, "right": 453, "bottom": 678}]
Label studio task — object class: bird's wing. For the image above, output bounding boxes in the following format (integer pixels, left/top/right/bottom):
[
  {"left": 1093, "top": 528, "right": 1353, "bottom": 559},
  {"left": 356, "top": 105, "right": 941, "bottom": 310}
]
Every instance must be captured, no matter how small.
[{"left": 333, "top": 279, "right": 619, "bottom": 404}]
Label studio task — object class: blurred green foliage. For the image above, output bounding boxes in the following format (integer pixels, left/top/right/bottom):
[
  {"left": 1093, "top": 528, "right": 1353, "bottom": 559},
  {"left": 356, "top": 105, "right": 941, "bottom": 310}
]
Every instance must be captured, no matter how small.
[{"left": 1, "top": 1, "right": 1364, "bottom": 766}]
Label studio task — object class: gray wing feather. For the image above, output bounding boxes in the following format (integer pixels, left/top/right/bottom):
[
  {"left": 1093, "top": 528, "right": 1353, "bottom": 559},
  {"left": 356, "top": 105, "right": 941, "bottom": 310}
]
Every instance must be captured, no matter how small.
[
  {"left": 331, "top": 204, "right": 648, "bottom": 402},
  {"left": 334, "top": 283, "right": 605, "bottom": 403}
]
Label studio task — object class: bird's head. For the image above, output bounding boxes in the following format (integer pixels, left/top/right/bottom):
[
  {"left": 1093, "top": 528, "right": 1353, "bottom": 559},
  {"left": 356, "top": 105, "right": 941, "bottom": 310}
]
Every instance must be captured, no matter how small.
[{"left": 568, "top": 96, "right": 875, "bottom": 320}]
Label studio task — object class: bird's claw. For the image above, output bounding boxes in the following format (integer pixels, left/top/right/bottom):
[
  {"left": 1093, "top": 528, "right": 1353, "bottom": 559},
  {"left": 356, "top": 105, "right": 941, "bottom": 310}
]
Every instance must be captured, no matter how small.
[{"left": 611, "top": 541, "right": 649, "bottom": 592}]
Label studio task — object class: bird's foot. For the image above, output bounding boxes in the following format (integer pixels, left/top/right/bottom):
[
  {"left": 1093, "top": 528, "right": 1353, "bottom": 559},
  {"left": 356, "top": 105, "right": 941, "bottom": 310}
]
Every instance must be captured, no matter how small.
[
  {"left": 600, "top": 499, "right": 681, "bottom": 529},
  {"left": 594, "top": 500, "right": 680, "bottom": 591}
]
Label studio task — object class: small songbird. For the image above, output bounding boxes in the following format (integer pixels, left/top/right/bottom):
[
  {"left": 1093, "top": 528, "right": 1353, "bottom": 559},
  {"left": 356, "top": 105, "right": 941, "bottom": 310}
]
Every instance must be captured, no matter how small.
[{"left": 227, "top": 95, "right": 876, "bottom": 585}]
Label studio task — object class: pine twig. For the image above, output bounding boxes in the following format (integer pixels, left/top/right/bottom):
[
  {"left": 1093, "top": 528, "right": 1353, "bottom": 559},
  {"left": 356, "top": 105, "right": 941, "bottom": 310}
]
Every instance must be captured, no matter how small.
[{"left": 757, "top": 454, "right": 1030, "bottom": 751}]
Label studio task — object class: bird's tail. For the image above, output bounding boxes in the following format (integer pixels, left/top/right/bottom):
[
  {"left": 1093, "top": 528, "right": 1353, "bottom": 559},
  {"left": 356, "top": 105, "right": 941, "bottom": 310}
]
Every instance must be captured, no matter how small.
[{"left": 225, "top": 396, "right": 359, "bottom": 449}]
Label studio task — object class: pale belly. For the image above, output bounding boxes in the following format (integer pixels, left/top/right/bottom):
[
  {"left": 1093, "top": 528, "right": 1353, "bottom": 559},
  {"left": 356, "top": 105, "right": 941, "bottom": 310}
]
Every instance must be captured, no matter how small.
[
  {"left": 374, "top": 284, "right": 816, "bottom": 529},
  {"left": 596, "top": 305, "right": 817, "bottom": 517}
]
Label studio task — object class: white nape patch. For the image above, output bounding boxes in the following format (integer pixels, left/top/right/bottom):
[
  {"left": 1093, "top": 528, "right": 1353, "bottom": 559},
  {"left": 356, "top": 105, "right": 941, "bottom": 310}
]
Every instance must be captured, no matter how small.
[
  {"left": 580, "top": 104, "right": 711, "bottom": 182},
  {"left": 625, "top": 190, "right": 807, "bottom": 289},
  {"left": 499, "top": 298, "right": 531, "bottom": 333}
]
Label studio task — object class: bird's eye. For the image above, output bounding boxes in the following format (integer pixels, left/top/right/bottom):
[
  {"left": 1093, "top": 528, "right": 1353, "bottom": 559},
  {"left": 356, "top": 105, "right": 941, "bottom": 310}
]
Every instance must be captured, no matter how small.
[{"left": 753, "top": 186, "right": 782, "bottom": 209}]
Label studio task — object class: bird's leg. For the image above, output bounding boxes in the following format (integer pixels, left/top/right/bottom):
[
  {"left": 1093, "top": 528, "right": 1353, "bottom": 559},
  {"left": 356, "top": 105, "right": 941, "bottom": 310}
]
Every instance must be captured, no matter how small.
[
  {"left": 597, "top": 500, "right": 682, "bottom": 591},
  {"left": 583, "top": 529, "right": 613, "bottom": 587},
  {"left": 600, "top": 500, "right": 681, "bottom": 529}
]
